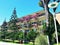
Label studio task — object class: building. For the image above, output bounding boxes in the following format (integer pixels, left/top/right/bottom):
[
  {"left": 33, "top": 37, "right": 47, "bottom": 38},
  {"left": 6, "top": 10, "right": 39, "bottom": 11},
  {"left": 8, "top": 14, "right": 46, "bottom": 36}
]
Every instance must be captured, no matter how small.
[
  {"left": 56, "top": 13, "right": 60, "bottom": 24},
  {"left": 16, "top": 10, "right": 46, "bottom": 32},
  {"left": 0, "top": 10, "right": 46, "bottom": 33}
]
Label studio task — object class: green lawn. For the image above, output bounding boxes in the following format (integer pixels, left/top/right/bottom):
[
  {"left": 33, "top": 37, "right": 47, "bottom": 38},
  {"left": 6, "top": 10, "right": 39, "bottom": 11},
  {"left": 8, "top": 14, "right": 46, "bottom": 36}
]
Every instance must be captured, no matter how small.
[
  {"left": 54, "top": 43, "right": 60, "bottom": 45},
  {"left": 24, "top": 43, "right": 60, "bottom": 45},
  {"left": 1, "top": 39, "right": 60, "bottom": 45},
  {"left": 24, "top": 42, "right": 33, "bottom": 45},
  {"left": 25, "top": 43, "right": 60, "bottom": 45}
]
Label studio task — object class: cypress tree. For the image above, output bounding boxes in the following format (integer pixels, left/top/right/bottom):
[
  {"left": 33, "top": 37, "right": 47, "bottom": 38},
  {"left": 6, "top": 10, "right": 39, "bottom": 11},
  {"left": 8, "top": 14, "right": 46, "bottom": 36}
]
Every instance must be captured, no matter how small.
[
  {"left": 9, "top": 8, "right": 18, "bottom": 42},
  {"left": 1, "top": 19, "right": 7, "bottom": 40}
]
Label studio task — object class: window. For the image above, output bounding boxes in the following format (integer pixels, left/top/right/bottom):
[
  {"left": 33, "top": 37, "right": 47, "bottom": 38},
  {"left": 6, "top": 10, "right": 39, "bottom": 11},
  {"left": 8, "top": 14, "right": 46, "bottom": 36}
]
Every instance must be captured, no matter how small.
[
  {"left": 38, "top": 13, "right": 45, "bottom": 17},
  {"left": 38, "top": 21, "right": 42, "bottom": 25}
]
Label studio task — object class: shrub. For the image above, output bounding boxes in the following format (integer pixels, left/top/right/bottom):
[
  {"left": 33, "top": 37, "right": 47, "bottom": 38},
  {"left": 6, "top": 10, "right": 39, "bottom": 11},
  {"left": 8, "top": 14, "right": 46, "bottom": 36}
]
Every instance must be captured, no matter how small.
[{"left": 35, "top": 34, "right": 48, "bottom": 45}]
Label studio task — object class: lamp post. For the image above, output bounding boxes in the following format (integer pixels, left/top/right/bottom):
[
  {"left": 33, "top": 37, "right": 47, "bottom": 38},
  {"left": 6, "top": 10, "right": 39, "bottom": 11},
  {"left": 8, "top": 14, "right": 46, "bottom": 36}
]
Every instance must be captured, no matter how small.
[{"left": 48, "top": 2, "right": 59, "bottom": 45}]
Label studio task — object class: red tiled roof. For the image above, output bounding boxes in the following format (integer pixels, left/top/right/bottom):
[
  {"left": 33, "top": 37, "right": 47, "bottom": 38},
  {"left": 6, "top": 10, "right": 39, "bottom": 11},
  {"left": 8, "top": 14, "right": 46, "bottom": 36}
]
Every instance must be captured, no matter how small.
[
  {"left": 18, "top": 11, "right": 45, "bottom": 22},
  {"left": 31, "top": 13, "right": 38, "bottom": 18}
]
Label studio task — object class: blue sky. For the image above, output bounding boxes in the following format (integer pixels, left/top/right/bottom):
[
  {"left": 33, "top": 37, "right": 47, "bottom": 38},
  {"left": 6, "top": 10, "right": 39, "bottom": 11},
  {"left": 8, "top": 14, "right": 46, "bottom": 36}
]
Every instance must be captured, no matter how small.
[
  {"left": 0, "top": 0, "right": 43, "bottom": 25},
  {"left": 0, "top": 0, "right": 60, "bottom": 25}
]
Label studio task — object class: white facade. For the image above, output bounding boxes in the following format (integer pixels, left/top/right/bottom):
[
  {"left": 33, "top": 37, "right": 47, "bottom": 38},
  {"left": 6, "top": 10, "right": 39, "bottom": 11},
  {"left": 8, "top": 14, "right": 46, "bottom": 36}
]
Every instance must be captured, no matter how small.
[{"left": 56, "top": 13, "right": 60, "bottom": 24}]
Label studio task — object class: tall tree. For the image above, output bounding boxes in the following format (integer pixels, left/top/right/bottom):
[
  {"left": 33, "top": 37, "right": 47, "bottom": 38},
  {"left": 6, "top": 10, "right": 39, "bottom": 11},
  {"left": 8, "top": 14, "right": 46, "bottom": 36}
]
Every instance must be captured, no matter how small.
[
  {"left": 39, "top": 0, "right": 55, "bottom": 45},
  {"left": 9, "top": 8, "right": 18, "bottom": 42},
  {"left": 27, "top": 29, "right": 37, "bottom": 45},
  {"left": 18, "top": 31, "right": 24, "bottom": 43},
  {"left": 1, "top": 19, "right": 7, "bottom": 40}
]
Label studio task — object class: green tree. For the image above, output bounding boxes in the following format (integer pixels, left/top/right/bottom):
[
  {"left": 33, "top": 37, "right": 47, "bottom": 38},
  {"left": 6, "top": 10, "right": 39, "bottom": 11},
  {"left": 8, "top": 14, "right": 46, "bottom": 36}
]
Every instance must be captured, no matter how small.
[
  {"left": 1, "top": 19, "right": 8, "bottom": 40},
  {"left": 39, "top": 0, "right": 60, "bottom": 44},
  {"left": 27, "top": 29, "right": 37, "bottom": 45},
  {"left": 8, "top": 8, "right": 18, "bottom": 42},
  {"left": 18, "top": 31, "right": 24, "bottom": 43},
  {"left": 35, "top": 34, "right": 48, "bottom": 45},
  {"left": 39, "top": 0, "right": 55, "bottom": 45}
]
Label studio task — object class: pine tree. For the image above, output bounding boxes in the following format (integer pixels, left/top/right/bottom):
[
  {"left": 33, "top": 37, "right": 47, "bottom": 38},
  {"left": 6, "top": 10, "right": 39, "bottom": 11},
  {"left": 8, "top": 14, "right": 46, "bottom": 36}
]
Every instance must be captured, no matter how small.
[
  {"left": 1, "top": 19, "right": 7, "bottom": 40},
  {"left": 10, "top": 8, "right": 17, "bottom": 23},
  {"left": 9, "top": 8, "right": 18, "bottom": 42}
]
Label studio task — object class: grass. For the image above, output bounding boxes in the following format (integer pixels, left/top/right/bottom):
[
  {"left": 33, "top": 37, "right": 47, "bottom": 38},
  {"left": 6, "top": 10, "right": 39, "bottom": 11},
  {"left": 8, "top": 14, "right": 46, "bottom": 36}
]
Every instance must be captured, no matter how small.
[
  {"left": 0, "top": 39, "right": 19, "bottom": 43},
  {"left": 24, "top": 43, "right": 60, "bottom": 45},
  {"left": 1, "top": 40, "right": 60, "bottom": 45},
  {"left": 24, "top": 42, "right": 33, "bottom": 45},
  {"left": 1, "top": 39, "right": 60, "bottom": 45},
  {"left": 54, "top": 43, "right": 60, "bottom": 45},
  {"left": 24, "top": 44, "right": 33, "bottom": 45}
]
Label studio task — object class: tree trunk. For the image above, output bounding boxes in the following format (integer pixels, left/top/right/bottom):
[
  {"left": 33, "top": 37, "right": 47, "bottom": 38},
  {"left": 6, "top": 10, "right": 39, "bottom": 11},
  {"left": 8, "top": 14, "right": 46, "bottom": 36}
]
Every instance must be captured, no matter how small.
[
  {"left": 41, "top": 0, "right": 54, "bottom": 45},
  {"left": 12, "top": 37, "right": 14, "bottom": 42},
  {"left": 33, "top": 40, "right": 35, "bottom": 45}
]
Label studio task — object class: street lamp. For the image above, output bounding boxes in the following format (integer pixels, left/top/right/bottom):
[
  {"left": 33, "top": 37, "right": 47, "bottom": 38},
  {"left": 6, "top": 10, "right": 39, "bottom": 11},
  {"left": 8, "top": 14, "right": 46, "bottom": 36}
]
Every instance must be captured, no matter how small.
[{"left": 48, "top": 1, "right": 59, "bottom": 45}]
